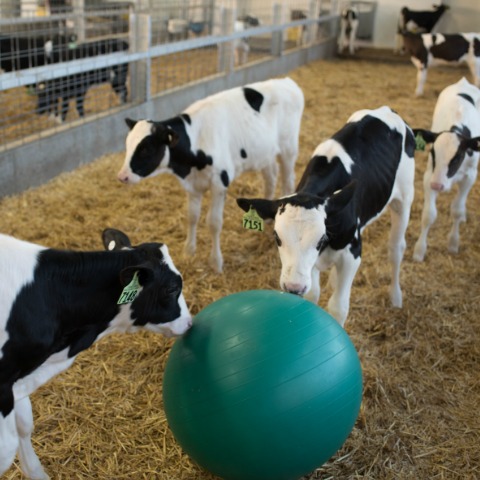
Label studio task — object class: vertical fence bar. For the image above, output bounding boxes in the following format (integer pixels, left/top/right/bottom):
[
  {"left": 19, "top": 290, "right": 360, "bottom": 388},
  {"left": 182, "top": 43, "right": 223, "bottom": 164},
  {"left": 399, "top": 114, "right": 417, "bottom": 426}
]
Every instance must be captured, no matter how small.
[
  {"left": 308, "top": 0, "right": 320, "bottom": 45},
  {"left": 271, "top": 3, "right": 283, "bottom": 57},
  {"left": 129, "top": 13, "right": 151, "bottom": 104},
  {"left": 72, "top": 0, "right": 86, "bottom": 42},
  {"left": 217, "top": 7, "right": 235, "bottom": 74}
]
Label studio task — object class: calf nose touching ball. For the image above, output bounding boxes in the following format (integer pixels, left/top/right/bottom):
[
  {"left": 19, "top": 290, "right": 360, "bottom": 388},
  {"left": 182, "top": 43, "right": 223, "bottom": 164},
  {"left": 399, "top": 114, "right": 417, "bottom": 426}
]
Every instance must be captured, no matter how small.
[{"left": 163, "top": 290, "right": 363, "bottom": 480}]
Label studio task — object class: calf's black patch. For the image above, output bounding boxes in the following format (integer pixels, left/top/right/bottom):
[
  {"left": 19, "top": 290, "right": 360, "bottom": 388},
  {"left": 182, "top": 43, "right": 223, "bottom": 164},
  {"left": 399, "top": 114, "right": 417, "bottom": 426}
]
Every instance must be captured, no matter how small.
[
  {"left": 430, "top": 34, "right": 469, "bottom": 61},
  {"left": 240, "top": 148, "right": 247, "bottom": 158},
  {"left": 243, "top": 87, "right": 264, "bottom": 112},
  {"left": 220, "top": 170, "right": 230, "bottom": 187}
]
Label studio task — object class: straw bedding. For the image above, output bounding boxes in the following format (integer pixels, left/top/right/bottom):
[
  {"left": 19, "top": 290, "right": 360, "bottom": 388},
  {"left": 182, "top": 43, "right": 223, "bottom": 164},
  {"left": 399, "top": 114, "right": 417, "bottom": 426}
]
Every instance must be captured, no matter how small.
[{"left": 1, "top": 52, "right": 479, "bottom": 479}]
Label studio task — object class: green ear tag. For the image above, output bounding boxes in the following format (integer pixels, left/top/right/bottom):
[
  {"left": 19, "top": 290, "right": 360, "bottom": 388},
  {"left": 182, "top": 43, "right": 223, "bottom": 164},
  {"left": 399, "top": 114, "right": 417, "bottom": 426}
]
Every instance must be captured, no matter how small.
[
  {"left": 117, "top": 271, "right": 141, "bottom": 305},
  {"left": 242, "top": 206, "right": 264, "bottom": 232},
  {"left": 415, "top": 132, "right": 426, "bottom": 151}
]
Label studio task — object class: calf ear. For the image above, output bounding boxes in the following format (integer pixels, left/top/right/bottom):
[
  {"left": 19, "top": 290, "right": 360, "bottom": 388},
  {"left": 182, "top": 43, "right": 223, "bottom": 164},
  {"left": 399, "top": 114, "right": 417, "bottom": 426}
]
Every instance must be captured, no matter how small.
[
  {"left": 236, "top": 198, "right": 279, "bottom": 220},
  {"left": 461, "top": 136, "right": 480, "bottom": 152},
  {"left": 120, "top": 265, "right": 154, "bottom": 287},
  {"left": 125, "top": 118, "right": 137, "bottom": 130},
  {"left": 412, "top": 129, "right": 438, "bottom": 148},
  {"left": 102, "top": 228, "right": 132, "bottom": 251},
  {"left": 327, "top": 181, "right": 356, "bottom": 214}
]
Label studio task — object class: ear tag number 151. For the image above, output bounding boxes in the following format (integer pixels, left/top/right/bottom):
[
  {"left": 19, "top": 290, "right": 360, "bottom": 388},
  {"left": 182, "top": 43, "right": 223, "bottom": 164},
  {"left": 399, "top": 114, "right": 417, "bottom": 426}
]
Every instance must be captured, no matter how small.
[
  {"left": 118, "top": 271, "right": 141, "bottom": 305},
  {"left": 243, "top": 206, "right": 264, "bottom": 232}
]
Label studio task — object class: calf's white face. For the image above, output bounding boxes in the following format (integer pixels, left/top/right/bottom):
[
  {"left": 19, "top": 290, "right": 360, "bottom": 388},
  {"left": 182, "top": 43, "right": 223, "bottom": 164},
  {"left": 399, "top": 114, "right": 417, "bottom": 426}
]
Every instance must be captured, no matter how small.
[
  {"left": 429, "top": 132, "right": 463, "bottom": 191},
  {"left": 274, "top": 204, "right": 327, "bottom": 296}
]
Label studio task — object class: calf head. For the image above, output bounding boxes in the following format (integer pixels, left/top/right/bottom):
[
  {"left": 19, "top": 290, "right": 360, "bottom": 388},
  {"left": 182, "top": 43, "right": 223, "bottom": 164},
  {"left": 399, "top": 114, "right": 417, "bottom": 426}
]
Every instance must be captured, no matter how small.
[
  {"left": 102, "top": 228, "right": 192, "bottom": 337},
  {"left": 118, "top": 118, "right": 179, "bottom": 184},
  {"left": 414, "top": 128, "right": 480, "bottom": 191},
  {"left": 237, "top": 182, "right": 356, "bottom": 297}
]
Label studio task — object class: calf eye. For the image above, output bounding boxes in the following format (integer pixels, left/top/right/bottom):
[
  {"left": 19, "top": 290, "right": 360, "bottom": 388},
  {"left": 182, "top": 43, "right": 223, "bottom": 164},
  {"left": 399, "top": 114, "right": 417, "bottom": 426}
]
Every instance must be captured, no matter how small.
[
  {"left": 164, "top": 285, "right": 181, "bottom": 297},
  {"left": 273, "top": 230, "right": 282, "bottom": 247}
]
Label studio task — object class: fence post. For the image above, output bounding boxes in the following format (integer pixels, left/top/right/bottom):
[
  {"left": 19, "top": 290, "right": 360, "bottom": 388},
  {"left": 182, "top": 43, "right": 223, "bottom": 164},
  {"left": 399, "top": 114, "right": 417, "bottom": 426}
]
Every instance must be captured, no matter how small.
[
  {"left": 217, "top": 7, "right": 235, "bottom": 73},
  {"left": 271, "top": 3, "right": 283, "bottom": 57},
  {"left": 72, "top": 0, "right": 86, "bottom": 42},
  {"left": 129, "top": 13, "right": 151, "bottom": 104},
  {"left": 307, "top": 0, "right": 320, "bottom": 45}
]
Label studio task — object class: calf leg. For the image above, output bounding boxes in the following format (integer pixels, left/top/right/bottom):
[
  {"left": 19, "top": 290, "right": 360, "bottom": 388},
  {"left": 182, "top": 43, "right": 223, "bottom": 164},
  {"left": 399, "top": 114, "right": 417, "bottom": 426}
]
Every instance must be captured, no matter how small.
[
  {"left": 207, "top": 187, "right": 226, "bottom": 273},
  {"left": 261, "top": 161, "right": 279, "bottom": 199},
  {"left": 278, "top": 147, "right": 297, "bottom": 195},
  {"left": 448, "top": 172, "right": 477, "bottom": 253},
  {"left": 327, "top": 251, "right": 361, "bottom": 327},
  {"left": 337, "top": 21, "right": 347, "bottom": 53},
  {"left": 305, "top": 266, "right": 321, "bottom": 304},
  {"left": 184, "top": 191, "right": 203, "bottom": 258},
  {"left": 413, "top": 177, "right": 438, "bottom": 262},
  {"left": 16, "top": 396, "right": 49, "bottom": 480},
  {"left": 415, "top": 66, "right": 428, "bottom": 96},
  {"left": 0, "top": 388, "right": 18, "bottom": 476},
  {"left": 348, "top": 20, "right": 359, "bottom": 54},
  {"left": 388, "top": 198, "right": 410, "bottom": 308}
]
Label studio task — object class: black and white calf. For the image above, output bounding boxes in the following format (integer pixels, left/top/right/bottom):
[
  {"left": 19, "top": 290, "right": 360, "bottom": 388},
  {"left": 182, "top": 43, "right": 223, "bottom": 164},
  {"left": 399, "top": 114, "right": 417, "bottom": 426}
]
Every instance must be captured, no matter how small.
[
  {"left": 0, "top": 229, "right": 192, "bottom": 479},
  {"left": 118, "top": 77, "right": 304, "bottom": 273},
  {"left": 338, "top": 7, "right": 359, "bottom": 55},
  {"left": 403, "top": 32, "right": 480, "bottom": 96},
  {"left": 395, "top": 4, "right": 449, "bottom": 53},
  {"left": 36, "top": 38, "right": 129, "bottom": 123},
  {"left": 237, "top": 106, "right": 415, "bottom": 326},
  {"left": 413, "top": 77, "right": 480, "bottom": 261}
]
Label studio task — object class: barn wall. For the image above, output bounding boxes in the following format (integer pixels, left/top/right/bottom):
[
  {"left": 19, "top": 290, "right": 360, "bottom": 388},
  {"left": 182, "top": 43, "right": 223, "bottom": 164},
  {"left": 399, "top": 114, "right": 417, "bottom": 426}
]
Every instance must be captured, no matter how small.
[
  {"left": 0, "top": 40, "right": 335, "bottom": 197},
  {"left": 372, "top": 0, "right": 480, "bottom": 49}
]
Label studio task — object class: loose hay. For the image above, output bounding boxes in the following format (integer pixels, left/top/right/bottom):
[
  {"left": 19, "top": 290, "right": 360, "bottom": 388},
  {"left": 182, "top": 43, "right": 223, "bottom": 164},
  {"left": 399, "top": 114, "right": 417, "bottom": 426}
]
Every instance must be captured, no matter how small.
[{"left": 1, "top": 50, "right": 479, "bottom": 479}]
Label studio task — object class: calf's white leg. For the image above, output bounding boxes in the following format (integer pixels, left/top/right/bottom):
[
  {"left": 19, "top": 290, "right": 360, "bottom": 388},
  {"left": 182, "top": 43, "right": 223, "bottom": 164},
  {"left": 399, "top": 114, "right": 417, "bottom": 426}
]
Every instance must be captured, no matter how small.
[
  {"left": 184, "top": 191, "right": 203, "bottom": 257},
  {"left": 337, "top": 22, "right": 347, "bottom": 53},
  {"left": 305, "top": 266, "right": 321, "bottom": 304},
  {"left": 448, "top": 172, "right": 476, "bottom": 253},
  {"left": 0, "top": 409, "right": 19, "bottom": 477},
  {"left": 16, "top": 396, "right": 49, "bottom": 480},
  {"left": 388, "top": 198, "right": 410, "bottom": 308},
  {"left": 278, "top": 148, "right": 297, "bottom": 195},
  {"left": 327, "top": 252, "right": 361, "bottom": 327},
  {"left": 413, "top": 176, "right": 438, "bottom": 262},
  {"left": 207, "top": 187, "right": 226, "bottom": 273},
  {"left": 415, "top": 67, "right": 428, "bottom": 96},
  {"left": 348, "top": 21, "right": 358, "bottom": 54},
  {"left": 261, "top": 161, "right": 279, "bottom": 199}
]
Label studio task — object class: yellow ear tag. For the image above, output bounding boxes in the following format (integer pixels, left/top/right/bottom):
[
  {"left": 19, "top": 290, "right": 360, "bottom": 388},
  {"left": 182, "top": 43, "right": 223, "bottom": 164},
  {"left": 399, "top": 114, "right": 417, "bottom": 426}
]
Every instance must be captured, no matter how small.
[
  {"left": 242, "top": 206, "right": 264, "bottom": 232},
  {"left": 117, "top": 271, "right": 141, "bottom": 305},
  {"left": 415, "top": 132, "right": 426, "bottom": 151}
]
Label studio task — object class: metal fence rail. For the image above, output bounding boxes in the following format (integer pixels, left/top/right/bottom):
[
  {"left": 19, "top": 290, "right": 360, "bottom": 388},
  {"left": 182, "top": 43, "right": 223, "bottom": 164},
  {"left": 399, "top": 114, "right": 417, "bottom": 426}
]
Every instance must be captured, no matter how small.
[{"left": 0, "top": 0, "right": 340, "bottom": 196}]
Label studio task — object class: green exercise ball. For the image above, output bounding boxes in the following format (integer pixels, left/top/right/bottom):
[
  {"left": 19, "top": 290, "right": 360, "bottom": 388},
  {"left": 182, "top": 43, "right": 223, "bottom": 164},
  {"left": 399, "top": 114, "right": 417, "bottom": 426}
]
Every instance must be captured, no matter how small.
[{"left": 163, "top": 290, "right": 362, "bottom": 480}]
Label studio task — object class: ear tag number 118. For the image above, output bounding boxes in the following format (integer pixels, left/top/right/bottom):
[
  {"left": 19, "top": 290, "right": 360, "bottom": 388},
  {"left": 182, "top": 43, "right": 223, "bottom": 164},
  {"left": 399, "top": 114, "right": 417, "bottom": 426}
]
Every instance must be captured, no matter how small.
[{"left": 242, "top": 206, "right": 264, "bottom": 232}]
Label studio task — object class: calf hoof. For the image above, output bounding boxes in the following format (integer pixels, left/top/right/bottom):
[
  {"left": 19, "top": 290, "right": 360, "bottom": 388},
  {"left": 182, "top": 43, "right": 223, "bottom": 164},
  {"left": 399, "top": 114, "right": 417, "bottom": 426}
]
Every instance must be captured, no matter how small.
[
  {"left": 390, "top": 288, "right": 403, "bottom": 309},
  {"left": 209, "top": 254, "right": 223, "bottom": 274},
  {"left": 412, "top": 242, "right": 426, "bottom": 262},
  {"left": 447, "top": 243, "right": 459, "bottom": 254},
  {"left": 183, "top": 242, "right": 196, "bottom": 257}
]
